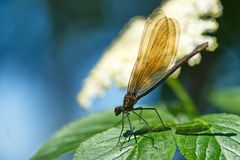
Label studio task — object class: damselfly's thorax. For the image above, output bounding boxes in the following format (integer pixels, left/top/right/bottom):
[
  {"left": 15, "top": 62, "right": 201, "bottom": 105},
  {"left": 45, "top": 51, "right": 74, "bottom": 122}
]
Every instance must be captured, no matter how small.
[{"left": 123, "top": 93, "right": 137, "bottom": 109}]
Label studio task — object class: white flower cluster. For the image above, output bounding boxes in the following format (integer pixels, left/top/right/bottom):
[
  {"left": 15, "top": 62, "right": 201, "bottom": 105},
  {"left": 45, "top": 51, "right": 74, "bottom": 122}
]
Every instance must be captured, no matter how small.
[
  {"left": 77, "top": 0, "right": 223, "bottom": 108},
  {"left": 162, "top": 0, "right": 222, "bottom": 66}
]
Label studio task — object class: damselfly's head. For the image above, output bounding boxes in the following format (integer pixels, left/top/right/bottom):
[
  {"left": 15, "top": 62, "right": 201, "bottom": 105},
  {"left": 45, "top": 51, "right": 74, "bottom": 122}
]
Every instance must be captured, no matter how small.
[{"left": 114, "top": 106, "right": 122, "bottom": 116}]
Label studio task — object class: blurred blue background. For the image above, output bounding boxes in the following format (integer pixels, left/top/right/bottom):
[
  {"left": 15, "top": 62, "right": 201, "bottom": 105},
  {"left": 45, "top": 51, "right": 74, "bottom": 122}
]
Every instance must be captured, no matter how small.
[{"left": 0, "top": 0, "right": 239, "bottom": 159}]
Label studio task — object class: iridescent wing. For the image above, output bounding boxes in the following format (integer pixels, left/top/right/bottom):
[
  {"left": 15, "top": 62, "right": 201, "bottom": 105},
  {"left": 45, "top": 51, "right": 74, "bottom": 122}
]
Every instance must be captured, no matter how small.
[{"left": 127, "top": 10, "right": 180, "bottom": 96}]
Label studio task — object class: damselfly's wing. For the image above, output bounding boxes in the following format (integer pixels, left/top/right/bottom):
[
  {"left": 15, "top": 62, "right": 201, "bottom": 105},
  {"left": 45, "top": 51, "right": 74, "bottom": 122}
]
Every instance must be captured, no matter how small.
[{"left": 127, "top": 10, "right": 180, "bottom": 96}]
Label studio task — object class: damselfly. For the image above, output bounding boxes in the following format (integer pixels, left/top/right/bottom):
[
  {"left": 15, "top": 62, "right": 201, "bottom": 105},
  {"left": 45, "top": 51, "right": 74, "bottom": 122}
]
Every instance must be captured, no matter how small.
[{"left": 114, "top": 9, "right": 208, "bottom": 145}]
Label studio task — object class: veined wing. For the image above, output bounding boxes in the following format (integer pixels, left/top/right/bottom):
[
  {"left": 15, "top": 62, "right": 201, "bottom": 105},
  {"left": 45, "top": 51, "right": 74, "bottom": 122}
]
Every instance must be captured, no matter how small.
[{"left": 127, "top": 10, "right": 180, "bottom": 96}]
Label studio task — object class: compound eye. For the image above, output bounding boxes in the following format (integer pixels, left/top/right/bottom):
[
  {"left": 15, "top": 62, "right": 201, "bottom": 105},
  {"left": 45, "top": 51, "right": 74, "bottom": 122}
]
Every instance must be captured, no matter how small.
[{"left": 114, "top": 106, "right": 122, "bottom": 116}]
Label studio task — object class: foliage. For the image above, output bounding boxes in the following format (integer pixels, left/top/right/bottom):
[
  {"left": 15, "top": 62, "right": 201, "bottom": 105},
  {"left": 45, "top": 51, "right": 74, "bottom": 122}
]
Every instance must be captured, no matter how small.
[
  {"left": 209, "top": 87, "right": 240, "bottom": 114},
  {"left": 31, "top": 80, "right": 240, "bottom": 160},
  {"left": 31, "top": 109, "right": 240, "bottom": 160}
]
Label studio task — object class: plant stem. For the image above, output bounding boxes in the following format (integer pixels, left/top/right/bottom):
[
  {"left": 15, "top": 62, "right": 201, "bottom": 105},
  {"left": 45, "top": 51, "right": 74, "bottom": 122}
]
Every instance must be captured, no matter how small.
[{"left": 166, "top": 78, "right": 198, "bottom": 116}]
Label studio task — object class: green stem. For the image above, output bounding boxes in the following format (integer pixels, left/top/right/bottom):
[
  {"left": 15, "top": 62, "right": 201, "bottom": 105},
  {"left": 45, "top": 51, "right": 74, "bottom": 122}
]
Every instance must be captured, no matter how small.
[{"left": 166, "top": 78, "right": 198, "bottom": 116}]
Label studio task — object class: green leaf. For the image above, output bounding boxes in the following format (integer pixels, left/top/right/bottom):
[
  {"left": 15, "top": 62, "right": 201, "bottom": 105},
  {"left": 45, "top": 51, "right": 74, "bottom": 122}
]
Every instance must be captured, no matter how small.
[
  {"left": 73, "top": 108, "right": 178, "bottom": 160},
  {"left": 31, "top": 106, "right": 240, "bottom": 160},
  {"left": 72, "top": 111, "right": 213, "bottom": 160},
  {"left": 31, "top": 110, "right": 119, "bottom": 160},
  {"left": 177, "top": 114, "right": 240, "bottom": 160},
  {"left": 73, "top": 127, "right": 176, "bottom": 160},
  {"left": 31, "top": 106, "right": 177, "bottom": 160},
  {"left": 209, "top": 87, "right": 240, "bottom": 114}
]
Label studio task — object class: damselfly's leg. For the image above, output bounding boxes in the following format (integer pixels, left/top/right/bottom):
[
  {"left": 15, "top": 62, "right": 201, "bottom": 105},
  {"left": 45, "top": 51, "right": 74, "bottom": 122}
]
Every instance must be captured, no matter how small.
[
  {"left": 114, "top": 118, "right": 122, "bottom": 127},
  {"left": 133, "top": 133, "right": 137, "bottom": 144},
  {"left": 120, "top": 128, "right": 136, "bottom": 150},
  {"left": 116, "top": 112, "right": 125, "bottom": 146},
  {"left": 136, "top": 107, "right": 146, "bottom": 126},
  {"left": 123, "top": 130, "right": 133, "bottom": 142},
  {"left": 120, "top": 132, "right": 130, "bottom": 150},
  {"left": 119, "top": 112, "right": 134, "bottom": 150},
  {"left": 133, "top": 107, "right": 166, "bottom": 128},
  {"left": 132, "top": 110, "right": 151, "bottom": 136},
  {"left": 124, "top": 128, "right": 137, "bottom": 143},
  {"left": 126, "top": 112, "right": 133, "bottom": 133},
  {"left": 132, "top": 110, "right": 152, "bottom": 145}
]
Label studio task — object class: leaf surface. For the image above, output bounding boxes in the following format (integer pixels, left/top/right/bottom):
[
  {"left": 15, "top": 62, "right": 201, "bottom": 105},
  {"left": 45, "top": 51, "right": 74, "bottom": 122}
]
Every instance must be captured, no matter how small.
[
  {"left": 31, "top": 110, "right": 119, "bottom": 160},
  {"left": 177, "top": 114, "right": 240, "bottom": 160}
]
